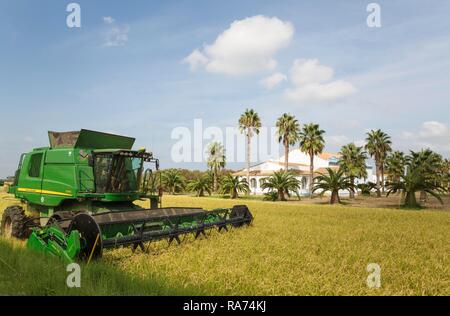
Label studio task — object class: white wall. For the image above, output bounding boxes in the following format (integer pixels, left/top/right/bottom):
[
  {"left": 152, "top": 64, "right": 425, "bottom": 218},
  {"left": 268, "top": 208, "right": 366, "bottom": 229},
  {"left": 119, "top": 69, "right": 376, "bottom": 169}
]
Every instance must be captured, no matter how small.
[
  {"left": 243, "top": 149, "right": 374, "bottom": 196},
  {"left": 247, "top": 172, "right": 375, "bottom": 196},
  {"left": 248, "top": 175, "right": 311, "bottom": 196},
  {"left": 278, "top": 149, "right": 330, "bottom": 169}
]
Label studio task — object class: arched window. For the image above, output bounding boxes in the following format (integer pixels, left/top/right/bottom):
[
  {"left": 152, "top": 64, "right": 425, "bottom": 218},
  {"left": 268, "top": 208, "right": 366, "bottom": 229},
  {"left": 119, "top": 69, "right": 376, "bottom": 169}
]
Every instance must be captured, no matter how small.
[
  {"left": 250, "top": 178, "right": 257, "bottom": 188},
  {"left": 301, "top": 177, "right": 307, "bottom": 190}
]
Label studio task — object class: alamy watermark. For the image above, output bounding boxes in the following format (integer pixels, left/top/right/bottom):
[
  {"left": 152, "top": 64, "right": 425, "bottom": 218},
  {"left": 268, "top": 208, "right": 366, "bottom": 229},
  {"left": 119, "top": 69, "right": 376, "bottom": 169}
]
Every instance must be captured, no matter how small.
[
  {"left": 66, "top": 263, "right": 81, "bottom": 288},
  {"left": 366, "top": 263, "right": 381, "bottom": 288},
  {"left": 170, "top": 119, "right": 283, "bottom": 163},
  {"left": 367, "top": 3, "right": 381, "bottom": 28},
  {"left": 66, "top": 3, "right": 81, "bottom": 28}
]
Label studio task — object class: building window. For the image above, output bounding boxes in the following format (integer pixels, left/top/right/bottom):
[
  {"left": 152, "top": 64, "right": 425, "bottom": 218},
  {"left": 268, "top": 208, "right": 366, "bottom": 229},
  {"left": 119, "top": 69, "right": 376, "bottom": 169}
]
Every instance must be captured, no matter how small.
[
  {"left": 28, "top": 153, "right": 43, "bottom": 178},
  {"left": 250, "top": 178, "right": 257, "bottom": 188},
  {"left": 301, "top": 177, "right": 307, "bottom": 190}
]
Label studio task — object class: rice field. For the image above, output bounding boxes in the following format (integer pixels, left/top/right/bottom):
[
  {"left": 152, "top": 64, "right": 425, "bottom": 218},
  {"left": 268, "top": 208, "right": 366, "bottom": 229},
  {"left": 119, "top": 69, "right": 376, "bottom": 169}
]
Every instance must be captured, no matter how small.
[{"left": 0, "top": 191, "right": 449, "bottom": 295}]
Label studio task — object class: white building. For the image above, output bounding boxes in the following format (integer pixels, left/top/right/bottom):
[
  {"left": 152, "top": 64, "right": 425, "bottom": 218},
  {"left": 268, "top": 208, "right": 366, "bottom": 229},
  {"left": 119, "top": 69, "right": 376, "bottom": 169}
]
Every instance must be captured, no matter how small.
[{"left": 233, "top": 149, "right": 375, "bottom": 196}]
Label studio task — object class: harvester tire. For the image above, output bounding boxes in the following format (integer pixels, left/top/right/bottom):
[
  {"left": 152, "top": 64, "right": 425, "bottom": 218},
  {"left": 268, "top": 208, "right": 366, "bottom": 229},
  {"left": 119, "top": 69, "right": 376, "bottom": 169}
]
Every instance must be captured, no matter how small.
[{"left": 1, "top": 206, "right": 31, "bottom": 239}]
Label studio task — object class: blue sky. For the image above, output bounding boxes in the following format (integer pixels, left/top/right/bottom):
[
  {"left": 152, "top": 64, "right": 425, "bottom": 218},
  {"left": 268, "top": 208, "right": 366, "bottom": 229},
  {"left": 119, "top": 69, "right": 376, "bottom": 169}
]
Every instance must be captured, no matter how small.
[{"left": 1, "top": 0, "right": 449, "bottom": 177}]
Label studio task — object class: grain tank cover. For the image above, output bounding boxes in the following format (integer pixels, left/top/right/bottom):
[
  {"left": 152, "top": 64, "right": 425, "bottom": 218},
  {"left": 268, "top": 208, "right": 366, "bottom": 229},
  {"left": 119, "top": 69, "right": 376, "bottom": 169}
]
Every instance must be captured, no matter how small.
[{"left": 48, "top": 129, "right": 135, "bottom": 149}]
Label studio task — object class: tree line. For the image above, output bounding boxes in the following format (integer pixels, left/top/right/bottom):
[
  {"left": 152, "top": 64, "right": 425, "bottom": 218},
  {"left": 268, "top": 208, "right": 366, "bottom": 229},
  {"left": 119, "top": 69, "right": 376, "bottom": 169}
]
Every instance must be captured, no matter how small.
[{"left": 151, "top": 109, "right": 450, "bottom": 208}]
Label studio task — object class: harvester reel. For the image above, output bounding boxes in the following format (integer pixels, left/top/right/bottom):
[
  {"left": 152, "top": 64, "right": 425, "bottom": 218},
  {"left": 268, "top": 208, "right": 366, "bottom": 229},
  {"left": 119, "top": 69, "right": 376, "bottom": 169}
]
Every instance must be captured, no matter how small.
[{"left": 68, "top": 213, "right": 103, "bottom": 260}]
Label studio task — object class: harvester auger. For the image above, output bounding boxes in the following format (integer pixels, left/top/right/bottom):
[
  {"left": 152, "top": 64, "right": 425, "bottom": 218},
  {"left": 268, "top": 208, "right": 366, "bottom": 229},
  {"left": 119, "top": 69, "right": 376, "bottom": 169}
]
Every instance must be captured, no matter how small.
[{"left": 0, "top": 130, "right": 253, "bottom": 263}]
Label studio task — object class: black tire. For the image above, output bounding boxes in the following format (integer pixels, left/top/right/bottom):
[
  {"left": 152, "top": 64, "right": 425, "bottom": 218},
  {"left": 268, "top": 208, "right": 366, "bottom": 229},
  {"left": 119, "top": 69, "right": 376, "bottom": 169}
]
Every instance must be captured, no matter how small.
[{"left": 1, "top": 205, "right": 31, "bottom": 239}]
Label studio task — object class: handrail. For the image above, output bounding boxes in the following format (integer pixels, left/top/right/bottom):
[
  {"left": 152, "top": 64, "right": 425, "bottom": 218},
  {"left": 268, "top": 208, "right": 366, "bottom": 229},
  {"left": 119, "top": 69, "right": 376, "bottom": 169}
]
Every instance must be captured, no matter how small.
[{"left": 78, "top": 169, "right": 95, "bottom": 193}]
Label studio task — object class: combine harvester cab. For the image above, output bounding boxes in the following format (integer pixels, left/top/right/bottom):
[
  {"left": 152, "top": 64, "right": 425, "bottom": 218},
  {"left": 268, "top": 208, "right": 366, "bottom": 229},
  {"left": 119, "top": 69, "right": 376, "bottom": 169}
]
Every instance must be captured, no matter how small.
[{"left": 1, "top": 130, "right": 253, "bottom": 262}]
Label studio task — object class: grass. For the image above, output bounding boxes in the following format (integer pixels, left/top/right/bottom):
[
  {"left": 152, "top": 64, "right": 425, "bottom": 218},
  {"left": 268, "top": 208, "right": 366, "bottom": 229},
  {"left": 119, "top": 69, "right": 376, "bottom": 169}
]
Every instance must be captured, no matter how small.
[
  {"left": 0, "top": 239, "right": 203, "bottom": 295},
  {"left": 1, "top": 192, "right": 449, "bottom": 295},
  {"left": 176, "top": 191, "right": 450, "bottom": 211}
]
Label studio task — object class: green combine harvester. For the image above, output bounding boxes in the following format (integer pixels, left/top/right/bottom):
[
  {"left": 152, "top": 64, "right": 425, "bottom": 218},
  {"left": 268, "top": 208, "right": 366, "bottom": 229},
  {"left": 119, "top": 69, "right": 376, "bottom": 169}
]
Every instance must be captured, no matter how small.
[{"left": 0, "top": 130, "right": 253, "bottom": 263}]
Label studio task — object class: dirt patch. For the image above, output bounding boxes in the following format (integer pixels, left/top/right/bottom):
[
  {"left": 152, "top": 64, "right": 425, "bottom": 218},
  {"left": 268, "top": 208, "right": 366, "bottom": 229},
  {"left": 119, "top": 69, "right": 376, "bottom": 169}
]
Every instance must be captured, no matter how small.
[{"left": 290, "top": 193, "right": 450, "bottom": 211}]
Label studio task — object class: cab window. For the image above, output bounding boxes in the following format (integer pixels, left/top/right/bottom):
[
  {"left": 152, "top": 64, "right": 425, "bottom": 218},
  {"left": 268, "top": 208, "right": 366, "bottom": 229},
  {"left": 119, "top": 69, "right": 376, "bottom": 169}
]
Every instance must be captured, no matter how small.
[{"left": 28, "top": 153, "right": 43, "bottom": 177}]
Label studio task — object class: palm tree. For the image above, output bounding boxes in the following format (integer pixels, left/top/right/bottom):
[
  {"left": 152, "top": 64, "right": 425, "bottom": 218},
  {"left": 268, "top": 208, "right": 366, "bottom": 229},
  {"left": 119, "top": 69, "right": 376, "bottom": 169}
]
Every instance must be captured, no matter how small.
[
  {"left": 260, "top": 170, "right": 301, "bottom": 201},
  {"left": 299, "top": 123, "right": 325, "bottom": 198},
  {"left": 186, "top": 175, "right": 211, "bottom": 197},
  {"left": 142, "top": 170, "right": 161, "bottom": 194},
  {"left": 220, "top": 174, "right": 250, "bottom": 199},
  {"left": 357, "top": 182, "right": 376, "bottom": 196},
  {"left": 386, "top": 150, "right": 446, "bottom": 208},
  {"left": 385, "top": 151, "right": 406, "bottom": 183},
  {"left": 338, "top": 143, "right": 368, "bottom": 199},
  {"left": 276, "top": 113, "right": 300, "bottom": 170},
  {"left": 312, "top": 168, "right": 354, "bottom": 204},
  {"left": 161, "top": 169, "right": 185, "bottom": 195},
  {"left": 439, "top": 158, "right": 450, "bottom": 193},
  {"left": 365, "top": 129, "right": 392, "bottom": 197},
  {"left": 409, "top": 149, "right": 442, "bottom": 202},
  {"left": 239, "top": 109, "right": 261, "bottom": 192},
  {"left": 206, "top": 142, "right": 226, "bottom": 192}
]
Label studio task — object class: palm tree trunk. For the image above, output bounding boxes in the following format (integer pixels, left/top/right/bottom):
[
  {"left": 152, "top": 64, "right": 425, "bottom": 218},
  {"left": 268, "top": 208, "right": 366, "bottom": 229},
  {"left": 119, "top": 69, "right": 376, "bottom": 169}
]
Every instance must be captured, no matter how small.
[
  {"left": 309, "top": 152, "right": 314, "bottom": 199},
  {"left": 400, "top": 189, "right": 405, "bottom": 200},
  {"left": 375, "top": 161, "right": 381, "bottom": 198},
  {"left": 284, "top": 139, "right": 289, "bottom": 171},
  {"left": 213, "top": 167, "right": 218, "bottom": 192},
  {"left": 246, "top": 133, "right": 251, "bottom": 195},
  {"left": 419, "top": 191, "right": 427, "bottom": 203},
  {"left": 278, "top": 189, "right": 286, "bottom": 201},
  {"left": 381, "top": 164, "right": 385, "bottom": 194},
  {"left": 330, "top": 190, "right": 340, "bottom": 204},
  {"left": 404, "top": 191, "right": 419, "bottom": 208},
  {"left": 232, "top": 189, "right": 237, "bottom": 199},
  {"left": 350, "top": 176, "right": 355, "bottom": 199}
]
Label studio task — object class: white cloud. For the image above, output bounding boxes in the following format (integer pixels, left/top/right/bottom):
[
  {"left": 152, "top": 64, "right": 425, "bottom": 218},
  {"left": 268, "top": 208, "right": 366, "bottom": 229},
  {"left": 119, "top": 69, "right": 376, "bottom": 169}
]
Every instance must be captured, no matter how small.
[
  {"left": 290, "top": 59, "right": 333, "bottom": 85},
  {"left": 419, "top": 121, "right": 448, "bottom": 138},
  {"left": 327, "top": 135, "right": 350, "bottom": 147},
  {"left": 326, "top": 135, "right": 366, "bottom": 150},
  {"left": 183, "top": 15, "right": 294, "bottom": 75},
  {"left": 284, "top": 59, "right": 356, "bottom": 103},
  {"left": 354, "top": 139, "right": 366, "bottom": 147},
  {"left": 399, "top": 121, "right": 450, "bottom": 154},
  {"left": 260, "top": 72, "right": 287, "bottom": 90},
  {"left": 102, "top": 17, "right": 129, "bottom": 47},
  {"left": 184, "top": 49, "right": 209, "bottom": 71},
  {"left": 102, "top": 16, "right": 115, "bottom": 24},
  {"left": 285, "top": 80, "right": 356, "bottom": 102},
  {"left": 400, "top": 131, "right": 415, "bottom": 140}
]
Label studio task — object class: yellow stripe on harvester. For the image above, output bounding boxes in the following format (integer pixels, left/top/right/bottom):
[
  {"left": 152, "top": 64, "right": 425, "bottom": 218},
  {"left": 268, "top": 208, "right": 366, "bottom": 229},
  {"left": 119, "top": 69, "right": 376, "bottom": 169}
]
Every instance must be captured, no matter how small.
[{"left": 17, "top": 188, "right": 73, "bottom": 197}]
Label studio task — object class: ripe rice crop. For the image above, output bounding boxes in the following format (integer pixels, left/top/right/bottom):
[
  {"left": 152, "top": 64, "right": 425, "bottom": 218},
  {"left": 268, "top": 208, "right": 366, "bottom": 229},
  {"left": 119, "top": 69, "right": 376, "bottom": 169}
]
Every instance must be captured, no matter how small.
[{"left": 0, "top": 193, "right": 449, "bottom": 295}]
